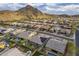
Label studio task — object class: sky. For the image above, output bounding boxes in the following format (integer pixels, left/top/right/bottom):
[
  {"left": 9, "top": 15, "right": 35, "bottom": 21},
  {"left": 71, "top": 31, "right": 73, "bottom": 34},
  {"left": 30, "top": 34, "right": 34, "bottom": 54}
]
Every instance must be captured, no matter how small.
[{"left": 0, "top": 3, "right": 79, "bottom": 15}]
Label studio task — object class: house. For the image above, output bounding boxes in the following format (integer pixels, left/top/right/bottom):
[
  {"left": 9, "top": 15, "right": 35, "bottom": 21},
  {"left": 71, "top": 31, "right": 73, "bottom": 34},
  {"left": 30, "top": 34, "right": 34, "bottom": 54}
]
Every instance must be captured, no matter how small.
[
  {"left": 50, "top": 25, "right": 61, "bottom": 33},
  {"left": 17, "top": 31, "right": 32, "bottom": 39},
  {"left": 12, "top": 29, "right": 26, "bottom": 35},
  {"left": 46, "top": 37, "right": 68, "bottom": 54},
  {"left": 0, "top": 28, "right": 6, "bottom": 34},
  {"left": 34, "top": 24, "right": 41, "bottom": 29},
  {"left": 58, "top": 28, "right": 71, "bottom": 36},
  {"left": 4, "top": 28, "right": 15, "bottom": 34},
  {"left": 1, "top": 47, "right": 25, "bottom": 56},
  {"left": 49, "top": 27, "right": 56, "bottom": 33},
  {"left": 40, "top": 25, "right": 51, "bottom": 31},
  {"left": 28, "top": 33, "right": 51, "bottom": 46},
  {"left": 64, "top": 29, "right": 71, "bottom": 35}
]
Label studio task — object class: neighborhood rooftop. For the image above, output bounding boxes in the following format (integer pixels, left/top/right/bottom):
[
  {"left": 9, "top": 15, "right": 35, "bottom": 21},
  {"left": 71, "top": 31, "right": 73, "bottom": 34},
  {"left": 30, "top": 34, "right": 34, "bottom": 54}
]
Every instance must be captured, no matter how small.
[
  {"left": 46, "top": 38, "right": 68, "bottom": 54},
  {"left": 1, "top": 48, "right": 25, "bottom": 56}
]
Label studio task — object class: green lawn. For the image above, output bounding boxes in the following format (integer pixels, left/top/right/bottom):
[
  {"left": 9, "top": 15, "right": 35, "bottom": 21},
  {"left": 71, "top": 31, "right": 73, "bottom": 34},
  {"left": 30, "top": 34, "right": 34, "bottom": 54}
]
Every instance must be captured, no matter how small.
[{"left": 66, "top": 42, "right": 75, "bottom": 56}]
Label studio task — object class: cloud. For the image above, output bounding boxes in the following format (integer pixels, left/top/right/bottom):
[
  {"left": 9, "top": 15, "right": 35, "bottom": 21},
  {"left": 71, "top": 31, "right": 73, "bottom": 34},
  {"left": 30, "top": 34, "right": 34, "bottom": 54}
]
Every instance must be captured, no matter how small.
[
  {"left": 0, "top": 3, "right": 27, "bottom": 11},
  {"left": 27, "top": 3, "right": 44, "bottom": 7},
  {"left": 44, "top": 4, "right": 79, "bottom": 11},
  {"left": 61, "top": 5, "right": 79, "bottom": 10},
  {"left": 41, "top": 3, "right": 79, "bottom": 15}
]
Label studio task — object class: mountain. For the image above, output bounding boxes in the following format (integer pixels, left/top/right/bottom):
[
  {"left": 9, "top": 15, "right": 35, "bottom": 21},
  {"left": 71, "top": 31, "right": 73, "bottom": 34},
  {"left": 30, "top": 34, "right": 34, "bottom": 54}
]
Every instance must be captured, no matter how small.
[
  {"left": 17, "top": 5, "right": 53, "bottom": 20},
  {"left": 17, "top": 5, "right": 43, "bottom": 19},
  {"left": 0, "top": 10, "right": 24, "bottom": 21},
  {"left": 0, "top": 5, "right": 78, "bottom": 21},
  {"left": 0, "top": 5, "right": 52, "bottom": 21},
  {"left": 18, "top": 5, "right": 43, "bottom": 16}
]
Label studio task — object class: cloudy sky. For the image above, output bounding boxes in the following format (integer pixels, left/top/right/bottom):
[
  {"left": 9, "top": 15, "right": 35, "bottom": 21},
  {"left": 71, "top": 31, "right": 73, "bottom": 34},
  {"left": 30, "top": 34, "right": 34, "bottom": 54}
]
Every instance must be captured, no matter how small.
[{"left": 0, "top": 3, "right": 79, "bottom": 15}]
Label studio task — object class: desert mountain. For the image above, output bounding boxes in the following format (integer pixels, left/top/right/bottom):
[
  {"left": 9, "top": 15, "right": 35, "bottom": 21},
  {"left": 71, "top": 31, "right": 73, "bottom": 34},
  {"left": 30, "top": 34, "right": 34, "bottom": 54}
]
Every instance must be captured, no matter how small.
[
  {"left": 0, "top": 5, "right": 56, "bottom": 21},
  {"left": 0, "top": 10, "right": 24, "bottom": 21},
  {"left": 0, "top": 5, "right": 78, "bottom": 21},
  {"left": 17, "top": 5, "right": 53, "bottom": 20}
]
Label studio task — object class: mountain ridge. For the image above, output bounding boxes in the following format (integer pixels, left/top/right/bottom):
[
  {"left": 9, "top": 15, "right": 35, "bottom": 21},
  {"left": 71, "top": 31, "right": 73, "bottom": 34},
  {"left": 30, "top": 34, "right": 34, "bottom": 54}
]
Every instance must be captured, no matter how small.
[{"left": 0, "top": 5, "right": 78, "bottom": 21}]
